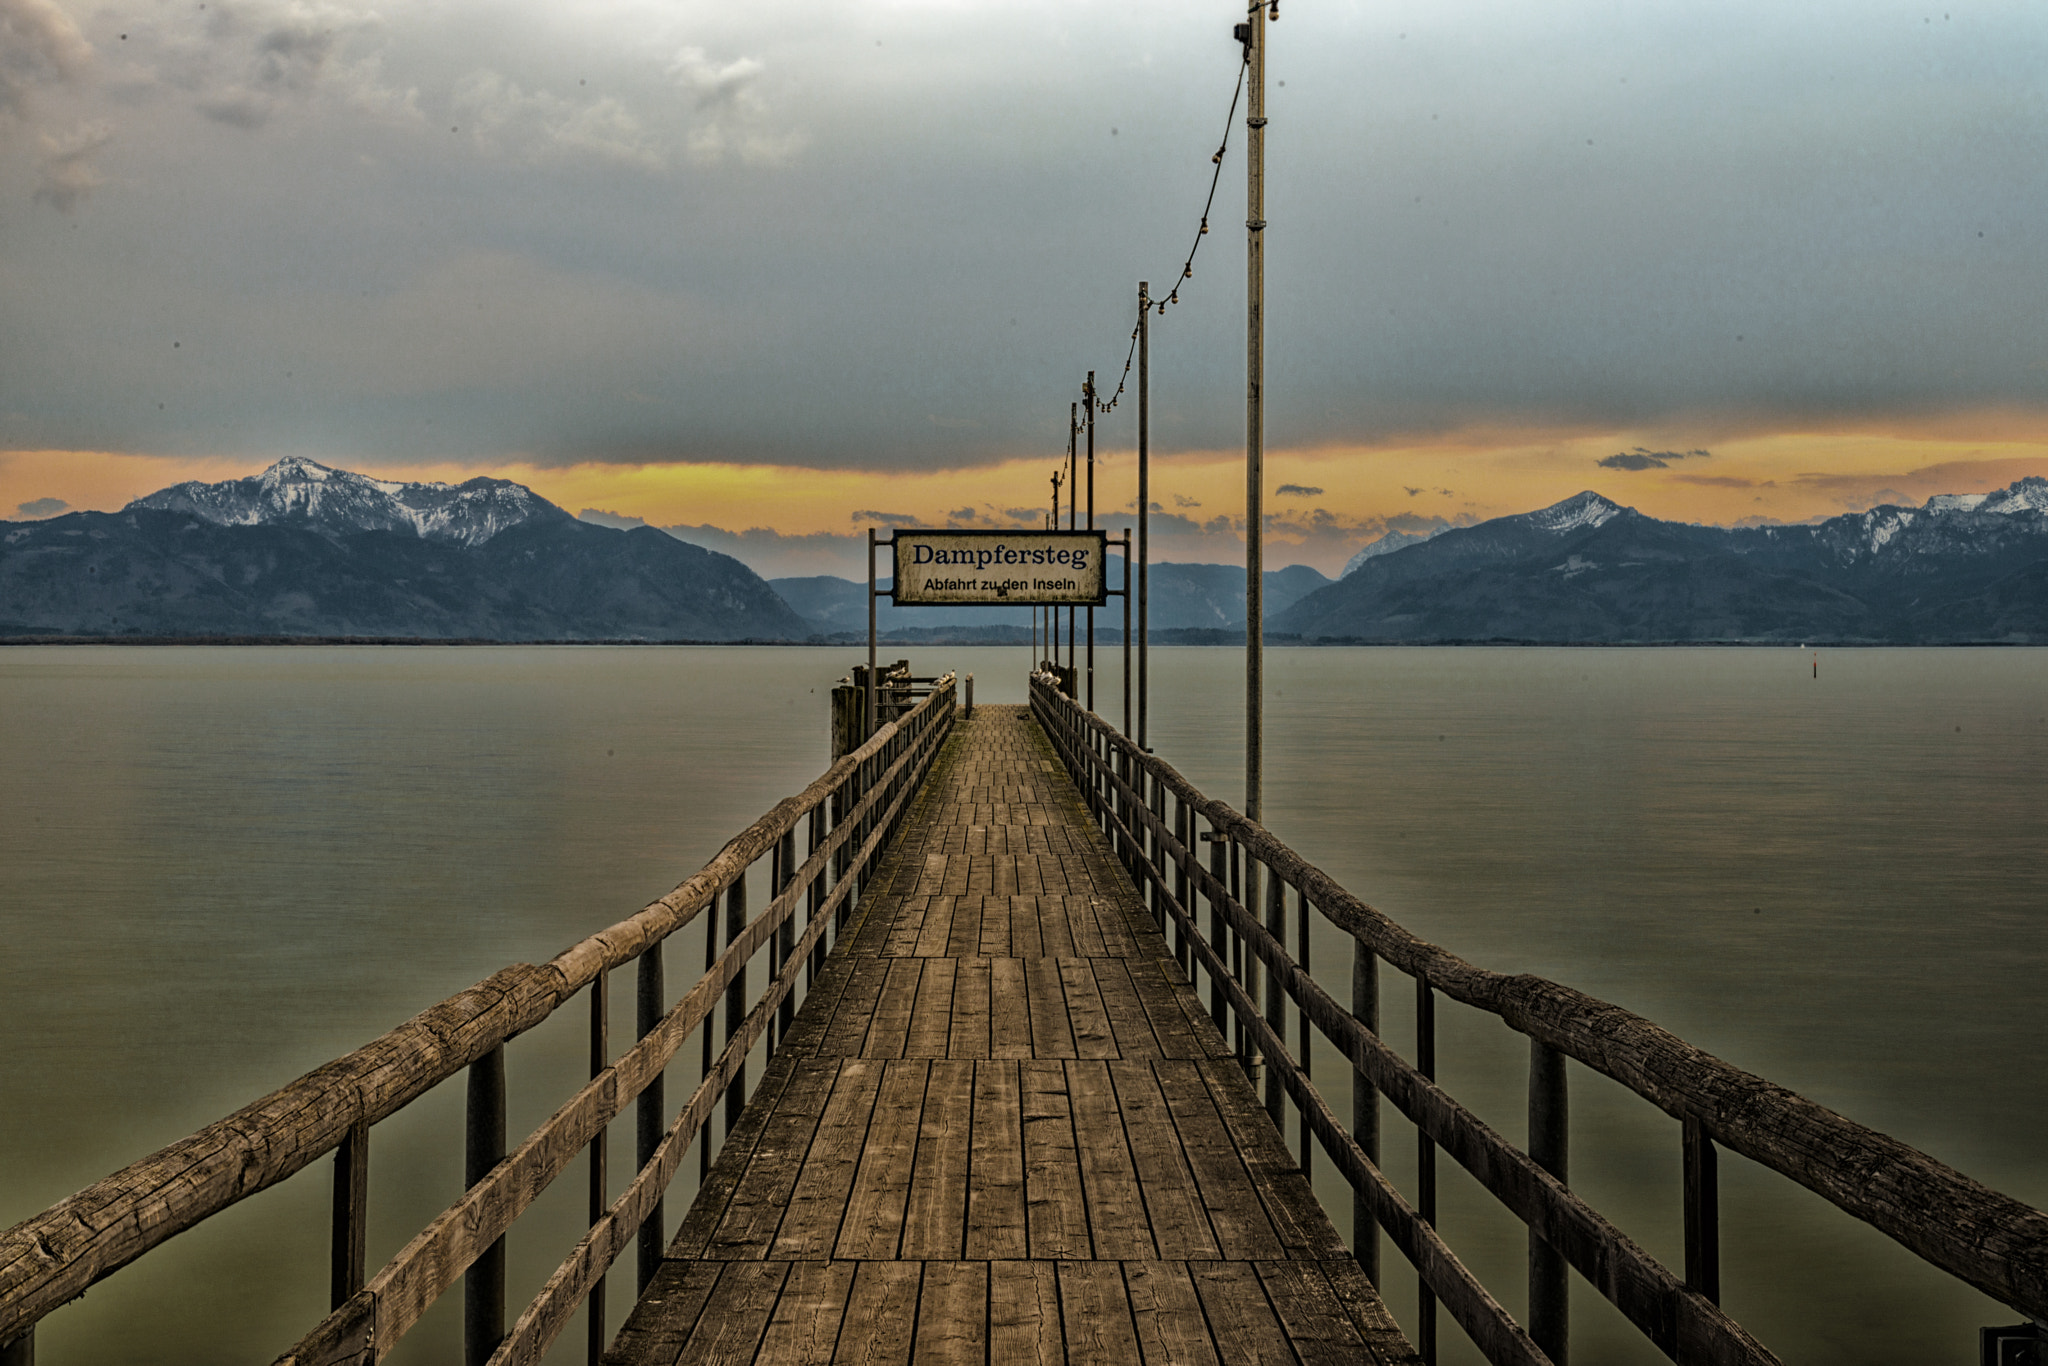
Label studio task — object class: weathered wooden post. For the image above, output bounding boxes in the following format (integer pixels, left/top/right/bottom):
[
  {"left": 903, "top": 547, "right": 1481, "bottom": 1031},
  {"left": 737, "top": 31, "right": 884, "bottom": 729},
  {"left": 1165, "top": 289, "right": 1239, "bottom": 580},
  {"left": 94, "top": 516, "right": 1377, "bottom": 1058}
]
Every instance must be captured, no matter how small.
[
  {"left": 1264, "top": 867, "right": 1287, "bottom": 1123},
  {"left": 464, "top": 1044, "right": 506, "bottom": 1366},
  {"left": 807, "top": 806, "right": 827, "bottom": 984},
  {"left": 724, "top": 870, "right": 748, "bottom": 1137},
  {"left": 1173, "top": 798, "right": 1191, "bottom": 972},
  {"left": 330, "top": 1120, "right": 369, "bottom": 1310},
  {"left": 1206, "top": 828, "right": 1228, "bottom": 1032},
  {"left": 1352, "top": 944, "right": 1378, "bottom": 1285},
  {"left": 1530, "top": 1039, "right": 1570, "bottom": 1364},
  {"left": 1684, "top": 1116, "right": 1721, "bottom": 1302},
  {"left": 636, "top": 945, "right": 664, "bottom": 1292},
  {"left": 0, "top": 1330, "right": 28, "bottom": 1366},
  {"left": 1418, "top": 977, "right": 1439, "bottom": 1365},
  {"left": 774, "top": 828, "right": 797, "bottom": 1049},
  {"left": 587, "top": 971, "right": 609, "bottom": 1366},
  {"left": 964, "top": 673, "right": 973, "bottom": 719}
]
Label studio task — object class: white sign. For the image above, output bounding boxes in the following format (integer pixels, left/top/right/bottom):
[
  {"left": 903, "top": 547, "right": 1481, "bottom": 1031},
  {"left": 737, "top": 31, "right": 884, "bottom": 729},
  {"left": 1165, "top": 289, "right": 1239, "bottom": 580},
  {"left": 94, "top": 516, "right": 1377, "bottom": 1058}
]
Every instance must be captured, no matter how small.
[{"left": 892, "top": 530, "right": 1108, "bottom": 606}]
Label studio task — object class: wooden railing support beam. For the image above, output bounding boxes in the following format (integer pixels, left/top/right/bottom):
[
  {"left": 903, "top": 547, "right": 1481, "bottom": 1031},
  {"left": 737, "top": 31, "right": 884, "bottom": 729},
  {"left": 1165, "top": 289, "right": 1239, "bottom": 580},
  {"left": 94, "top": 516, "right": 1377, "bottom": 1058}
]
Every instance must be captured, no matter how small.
[
  {"left": 330, "top": 1121, "right": 369, "bottom": 1311},
  {"left": 634, "top": 945, "right": 663, "bottom": 1295},
  {"left": 1529, "top": 1039, "right": 1570, "bottom": 1366},
  {"left": 464, "top": 1045, "right": 507, "bottom": 1366}
]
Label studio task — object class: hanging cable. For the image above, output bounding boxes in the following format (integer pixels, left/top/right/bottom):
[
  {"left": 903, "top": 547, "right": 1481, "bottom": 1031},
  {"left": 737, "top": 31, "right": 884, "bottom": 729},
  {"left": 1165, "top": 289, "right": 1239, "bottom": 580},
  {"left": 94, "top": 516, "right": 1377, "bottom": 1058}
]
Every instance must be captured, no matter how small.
[{"left": 1086, "top": 43, "right": 1251, "bottom": 418}]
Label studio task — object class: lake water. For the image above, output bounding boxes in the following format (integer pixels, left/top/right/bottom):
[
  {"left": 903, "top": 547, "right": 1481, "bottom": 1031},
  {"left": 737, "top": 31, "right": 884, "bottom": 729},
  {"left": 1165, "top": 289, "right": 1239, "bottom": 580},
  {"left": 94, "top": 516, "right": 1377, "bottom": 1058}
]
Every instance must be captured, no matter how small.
[{"left": 3, "top": 644, "right": 2044, "bottom": 1364}]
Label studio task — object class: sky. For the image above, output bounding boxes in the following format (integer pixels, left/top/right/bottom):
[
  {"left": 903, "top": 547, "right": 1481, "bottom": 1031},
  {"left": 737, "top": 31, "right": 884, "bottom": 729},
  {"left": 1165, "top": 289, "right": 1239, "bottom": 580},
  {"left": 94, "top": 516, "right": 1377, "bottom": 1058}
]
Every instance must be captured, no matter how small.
[{"left": 5, "top": 0, "right": 2048, "bottom": 577}]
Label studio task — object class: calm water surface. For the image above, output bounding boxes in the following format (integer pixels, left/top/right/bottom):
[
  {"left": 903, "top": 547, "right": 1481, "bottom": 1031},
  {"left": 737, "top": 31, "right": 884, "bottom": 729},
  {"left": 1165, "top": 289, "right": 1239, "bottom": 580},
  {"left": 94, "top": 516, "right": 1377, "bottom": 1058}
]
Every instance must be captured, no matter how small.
[{"left": 4, "top": 644, "right": 2044, "bottom": 1364}]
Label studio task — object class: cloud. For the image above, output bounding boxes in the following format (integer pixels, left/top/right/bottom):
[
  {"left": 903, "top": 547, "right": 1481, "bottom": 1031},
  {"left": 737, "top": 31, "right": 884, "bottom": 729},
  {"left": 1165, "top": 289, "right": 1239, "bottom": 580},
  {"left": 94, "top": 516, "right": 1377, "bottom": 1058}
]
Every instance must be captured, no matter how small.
[
  {"left": 577, "top": 507, "right": 646, "bottom": 530},
  {"left": 451, "top": 69, "right": 660, "bottom": 168},
  {"left": 14, "top": 495, "right": 68, "bottom": 517},
  {"left": 1672, "top": 474, "right": 1761, "bottom": 488},
  {"left": 668, "top": 45, "right": 799, "bottom": 166},
  {"left": 850, "top": 509, "right": 918, "bottom": 527},
  {"left": 1275, "top": 484, "right": 1323, "bottom": 497},
  {"left": 1171, "top": 494, "right": 1201, "bottom": 508},
  {"left": 659, "top": 522, "right": 866, "bottom": 579},
  {"left": 0, "top": 0, "right": 91, "bottom": 123},
  {"left": 1596, "top": 447, "right": 1712, "bottom": 471},
  {"left": 33, "top": 120, "right": 111, "bottom": 211}
]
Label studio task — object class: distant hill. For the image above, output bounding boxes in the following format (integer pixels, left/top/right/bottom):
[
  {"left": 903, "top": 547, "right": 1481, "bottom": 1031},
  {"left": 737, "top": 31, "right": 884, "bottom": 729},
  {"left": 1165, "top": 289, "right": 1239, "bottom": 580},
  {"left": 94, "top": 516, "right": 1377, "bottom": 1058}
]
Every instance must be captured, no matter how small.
[
  {"left": 1273, "top": 481, "right": 2048, "bottom": 643},
  {"left": 2, "top": 459, "right": 811, "bottom": 641},
  {"left": 773, "top": 560, "right": 1330, "bottom": 639}
]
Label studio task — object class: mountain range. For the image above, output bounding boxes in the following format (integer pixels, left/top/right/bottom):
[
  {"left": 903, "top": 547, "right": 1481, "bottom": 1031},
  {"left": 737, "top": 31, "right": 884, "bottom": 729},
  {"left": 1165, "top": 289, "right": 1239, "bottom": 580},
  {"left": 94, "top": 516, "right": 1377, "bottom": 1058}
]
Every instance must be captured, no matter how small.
[
  {"left": 6, "top": 460, "right": 2047, "bottom": 643},
  {"left": 1276, "top": 481, "right": 2048, "bottom": 643},
  {"left": 1, "top": 459, "right": 809, "bottom": 641}
]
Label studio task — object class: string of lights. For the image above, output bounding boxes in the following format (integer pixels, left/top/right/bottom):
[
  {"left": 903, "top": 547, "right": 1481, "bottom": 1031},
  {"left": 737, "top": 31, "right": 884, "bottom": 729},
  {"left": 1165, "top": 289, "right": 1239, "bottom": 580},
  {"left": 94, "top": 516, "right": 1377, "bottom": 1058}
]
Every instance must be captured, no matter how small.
[{"left": 1086, "top": 44, "right": 1252, "bottom": 418}]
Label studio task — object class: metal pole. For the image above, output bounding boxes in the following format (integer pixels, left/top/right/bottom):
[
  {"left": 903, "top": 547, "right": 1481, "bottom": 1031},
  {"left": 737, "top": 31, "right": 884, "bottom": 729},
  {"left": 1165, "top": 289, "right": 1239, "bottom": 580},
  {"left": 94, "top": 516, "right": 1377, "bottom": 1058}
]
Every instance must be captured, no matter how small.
[
  {"left": 1067, "top": 401, "right": 1078, "bottom": 674},
  {"left": 1122, "top": 532, "right": 1131, "bottom": 737},
  {"left": 1244, "top": 1, "right": 1267, "bottom": 828},
  {"left": 1137, "top": 281, "right": 1150, "bottom": 751},
  {"left": 1085, "top": 371, "right": 1096, "bottom": 714},
  {"left": 866, "top": 528, "right": 878, "bottom": 740}
]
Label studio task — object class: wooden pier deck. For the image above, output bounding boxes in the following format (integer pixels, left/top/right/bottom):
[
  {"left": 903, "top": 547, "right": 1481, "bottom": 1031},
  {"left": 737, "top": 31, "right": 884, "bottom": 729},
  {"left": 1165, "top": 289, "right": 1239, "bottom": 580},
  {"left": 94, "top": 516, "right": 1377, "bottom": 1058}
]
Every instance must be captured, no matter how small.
[{"left": 604, "top": 704, "right": 1416, "bottom": 1366}]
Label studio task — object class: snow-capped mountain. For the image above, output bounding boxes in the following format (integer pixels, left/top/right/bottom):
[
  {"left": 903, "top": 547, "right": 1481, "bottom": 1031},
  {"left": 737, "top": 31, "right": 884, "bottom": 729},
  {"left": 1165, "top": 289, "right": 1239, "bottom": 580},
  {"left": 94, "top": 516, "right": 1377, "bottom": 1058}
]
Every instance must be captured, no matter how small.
[
  {"left": 1274, "top": 480, "right": 2048, "bottom": 643},
  {"left": 1340, "top": 528, "right": 1440, "bottom": 577},
  {"left": 126, "top": 458, "right": 564, "bottom": 547},
  {"left": 6, "top": 459, "right": 813, "bottom": 640}
]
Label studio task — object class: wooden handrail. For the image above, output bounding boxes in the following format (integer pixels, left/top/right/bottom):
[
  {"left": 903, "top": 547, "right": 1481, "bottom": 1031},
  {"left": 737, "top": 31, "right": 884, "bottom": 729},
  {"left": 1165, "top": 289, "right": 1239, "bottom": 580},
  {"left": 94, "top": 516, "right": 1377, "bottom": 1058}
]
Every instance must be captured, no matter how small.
[
  {"left": 1029, "top": 673, "right": 2048, "bottom": 1346},
  {"left": 0, "top": 676, "right": 956, "bottom": 1358}
]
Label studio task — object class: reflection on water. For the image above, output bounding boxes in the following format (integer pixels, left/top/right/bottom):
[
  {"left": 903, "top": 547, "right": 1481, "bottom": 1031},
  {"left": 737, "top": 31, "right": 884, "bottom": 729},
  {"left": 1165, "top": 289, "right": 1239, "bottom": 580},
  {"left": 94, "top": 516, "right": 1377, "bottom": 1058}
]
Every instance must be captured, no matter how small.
[{"left": 3, "top": 644, "right": 2044, "bottom": 1364}]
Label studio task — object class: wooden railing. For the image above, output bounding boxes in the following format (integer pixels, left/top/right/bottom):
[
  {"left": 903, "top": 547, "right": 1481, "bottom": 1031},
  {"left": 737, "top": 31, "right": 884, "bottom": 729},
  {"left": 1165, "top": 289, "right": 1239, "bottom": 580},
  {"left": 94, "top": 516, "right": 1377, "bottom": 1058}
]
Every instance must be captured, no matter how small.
[
  {"left": 1031, "top": 672, "right": 2048, "bottom": 1366},
  {"left": 0, "top": 674, "right": 956, "bottom": 1366}
]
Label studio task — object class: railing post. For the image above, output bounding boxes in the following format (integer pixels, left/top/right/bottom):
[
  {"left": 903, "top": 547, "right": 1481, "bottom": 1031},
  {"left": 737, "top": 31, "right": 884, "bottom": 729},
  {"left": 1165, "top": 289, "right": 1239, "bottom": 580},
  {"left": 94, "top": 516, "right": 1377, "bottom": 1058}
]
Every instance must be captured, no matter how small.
[
  {"left": 724, "top": 869, "right": 748, "bottom": 1137},
  {"left": 1351, "top": 942, "right": 1378, "bottom": 1286},
  {"left": 1206, "top": 827, "right": 1228, "bottom": 1032},
  {"left": 0, "top": 1330, "right": 31, "bottom": 1366},
  {"left": 1683, "top": 1115, "right": 1721, "bottom": 1303},
  {"left": 807, "top": 806, "right": 827, "bottom": 984},
  {"left": 330, "top": 1119, "right": 369, "bottom": 1310},
  {"left": 1530, "top": 1039, "right": 1570, "bottom": 1365},
  {"left": 1417, "top": 978, "right": 1438, "bottom": 1366},
  {"left": 1263, "top": 867, "right": 1286, "bottom": 1123},
  {"left": 587, "top": 971, "right": 609, "bottom": 1366},
  {"left": 635, "top": 944, "right": 664, "bottom": 1293},
  {"left": 775, "top": 828, "right": 797, "bottom": 1049},
  {"left": 1174, "top": 798, "right": 1191, "bottom": 973},
  {"left": 464, "top": 1044, "right": 506, "bottom": 1366},
  {"left": 1297, "top": 885, "right": 1312, "bottom": 1178}
]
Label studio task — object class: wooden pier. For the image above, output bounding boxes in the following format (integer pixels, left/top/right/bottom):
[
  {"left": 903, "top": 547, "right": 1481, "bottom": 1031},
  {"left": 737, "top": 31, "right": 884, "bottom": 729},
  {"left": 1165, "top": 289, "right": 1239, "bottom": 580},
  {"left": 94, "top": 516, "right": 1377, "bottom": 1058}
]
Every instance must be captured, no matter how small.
[
  {"left": 605, "top": 704, "right": 1414, "bottom": 1365},
  {"left": 10, "top": 669, "right": 2048, "bottom": 1366}
]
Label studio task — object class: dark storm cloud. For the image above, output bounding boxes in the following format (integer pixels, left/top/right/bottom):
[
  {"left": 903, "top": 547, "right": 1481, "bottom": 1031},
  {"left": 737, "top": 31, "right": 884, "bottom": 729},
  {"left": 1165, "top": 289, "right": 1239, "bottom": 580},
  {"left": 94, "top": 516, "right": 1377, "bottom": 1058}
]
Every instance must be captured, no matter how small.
[
  {"left": 1597, "top": 447, "right": 1710, "bottom": 470},
  {"left": 6, "top": 0, "right": 2048, "bottom": 469}
]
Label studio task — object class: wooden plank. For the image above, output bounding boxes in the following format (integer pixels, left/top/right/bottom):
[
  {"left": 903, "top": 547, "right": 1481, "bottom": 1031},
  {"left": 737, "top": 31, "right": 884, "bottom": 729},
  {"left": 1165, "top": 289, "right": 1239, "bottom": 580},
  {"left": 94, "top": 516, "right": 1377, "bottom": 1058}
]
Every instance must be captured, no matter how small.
[
  {"left": 911, "top": 1262, "right": 988, "bottom": 1366},
  {"left": 1067, "top": 1060, "right": 1154, "bottom": 1260},
  {"left": 831, "top": 1262, "right": 920, "bottom": 1366},
  {"left": 773, "top": 1061, "right": 884, "bottom": 1259},
  {"left": 901, "top": 1058, "right": 974, "bottom": 1260},
  {"left": 1058, "top": 959, "right": 1118, "bottom": 1060},
  {"left": 1152, "top": 1060, "right": 1286, "bottom": 1261},
  {"left": 1009, "top": 895, "right": 1045, "bottom": 958},
  {"left": 1123, "top": 1262, "right": 1221, "bottom": 1366},
  {"left": 1124, "top": 961, "right": 1224, "bottom": 1061},
  {"left": 1038, "top": 896, "right": 1079, "bottom": 958},
  {"left": 1107, "top": 1061, "right": 1220, "bottom": 1261},
  {"left": 674, "top": 1261, "right": 788, "bottom": 1366},
  {"left": 1089, "top": 958, "right": 1164, "bottom": 1060},
  {"left": 903, "top": 958, "right": 957, "bottom": 1058},
  {"left": 948, "top": 958, "right": 992, "bottom": 1061},
  {"left": 1190, "top": 1261, "right": 1294, "bottom": 1366},
  {"left": 965, "top": 1061, "right": 1028, "bottom": 1260},
  {"left": 814, "top": 960, "right": 889, "bottom": 1059},
  {"left": 976, "top": 898, "right": 1013, "bottom": 958},
  {"left": 754, "top": 1261, "right": 857, "bottom": 1366},
  {"left": 1196, "top": 1058, "right": 1347, "bottom": 1260},
  {"left": 835, "top": 1061, "right": 929, "bottom": 1260},
  {"left": 679, "top": 1055, "right": 836, "bottom": 1258},
  {"left": 945, "top": 898, "right": 986, "bottom": 957},
  {"left": 1021, "top": 1060, "right": 1088, "bottom": 1258},
  {"left": 912, "top": 896, "right": 956, "bottom": 958},
  {"left": 1056, "top": 1261, "right": 1142, "bottom": 1366},
  {"left": 599, "top": 1259, "right": 721, "bottom": 1366},
  {"left": 990, "top": 957, "right": 1034, "bottom": 1059},
  {"left": 1023, "top": 957, "right": 1076, "bottom": 1059},
  {"left": 862, "top": 960, "right": 923, "bottom": 1060},
  {"left": 988, "top": 1261, "right": 1063, "bottom": 1366}
]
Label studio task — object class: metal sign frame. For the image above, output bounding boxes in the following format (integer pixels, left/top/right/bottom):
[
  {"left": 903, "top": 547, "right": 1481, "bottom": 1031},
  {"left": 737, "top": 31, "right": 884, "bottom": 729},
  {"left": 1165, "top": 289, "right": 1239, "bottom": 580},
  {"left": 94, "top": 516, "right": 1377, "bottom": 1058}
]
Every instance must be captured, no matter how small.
[{"left": 864, "top": 528, "right": 1132, "bottom": 738}]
